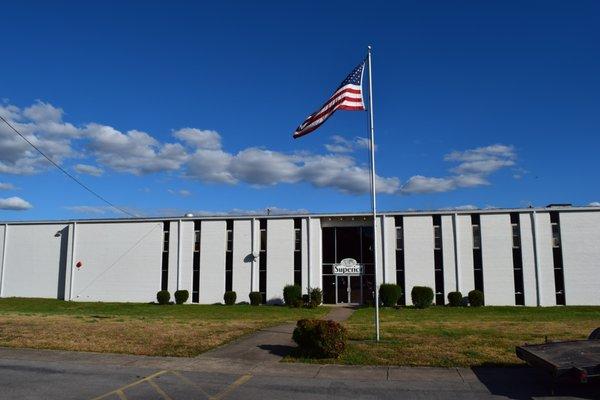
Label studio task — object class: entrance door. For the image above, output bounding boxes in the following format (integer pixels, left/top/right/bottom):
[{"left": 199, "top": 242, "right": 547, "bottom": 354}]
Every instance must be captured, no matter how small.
[
  {"left": 337, "top": 276, "right": 349, "bottom": 303},
  {"left": 349, "top": 276, "right": 361, "bottom": 304}
]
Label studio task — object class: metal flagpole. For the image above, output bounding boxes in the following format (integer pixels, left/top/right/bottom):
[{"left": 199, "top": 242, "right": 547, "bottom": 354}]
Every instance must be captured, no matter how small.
[{"left": 367, "top": 45, "right": 380, "bottom": 341}]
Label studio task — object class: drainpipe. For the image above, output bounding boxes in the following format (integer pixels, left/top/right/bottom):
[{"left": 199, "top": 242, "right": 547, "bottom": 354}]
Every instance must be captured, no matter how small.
[
  {"left": 68, "top": 222, "right": 77, "bottom": 301},
  {"left": 531, "top": 211, "right": 542, "bottom": 307},
  {"left": 452, "top": 213, "right": 461, "bottom": 292},
  {"left": 0, "top": 224, "right": 7, "bottom": 297}
]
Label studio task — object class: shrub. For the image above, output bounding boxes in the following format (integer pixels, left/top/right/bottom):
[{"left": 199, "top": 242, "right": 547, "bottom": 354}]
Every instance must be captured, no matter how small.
[
  {"left": 468, "top": 290, "right": 484, "bottom": 307},
  {"left": 174, "top": 290, "right": 189, "bottom": 305},
  {"left": 249, "top": 291, "right": 262, "bottom": 306},
  {"left": 379, "top": 284, "right": 402, "bottom": 307},
  {"left": 447, "top": 291, "right": 463, "bottom": 307},
  {"left": 224, "top": 291, "right": 237, "bottom": 305},
  {"left": 292, "top": 319, "right": 347, "bottom": 358},
  {"left": 283, "top": 284, "right": 302, "bottom": 307},
  {"left": 411, "top": 286, "right": 434, "bottom": 309},
  {"left": 308, "top": 287, "right": 323, "bottom": 308},
  {"left": 156, "top": 290, "right": 170, "bottom": 305}
]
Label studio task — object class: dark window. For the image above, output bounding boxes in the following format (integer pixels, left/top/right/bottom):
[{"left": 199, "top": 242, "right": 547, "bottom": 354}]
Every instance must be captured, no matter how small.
[
  {"left": 471, "top": 215, "right": 483, "bottom": 294},
  {"left": 550, "top": 212, "right": 565, "bottom": 305},
  {"left": 433, "top": 215, "right": 444, "bottom": 305},
  {"left": 161, "top": 221, "right": 170, "bottom": 291},
  {"left": 322, "top": 227, "right": 335, "bottom": 264},
  {"left": 294, "top": 218, "right": 302, "bottom": 286},
  {"left": 511, "top": 213, "right": 524, "bottom": 305},
  {"left": 192, "top": 220, "right": 201, "bottom": 303},
  {"left": 394, "top": 216, "right": 405, "bottom": 305},
  {"left": 225, "top": 220, "right": 233, "bottom": 292},
  {"left": 259, "top": 219, "right": 267, "bottom": 303},
  {"left": 337, "top": 227, "right": 361, "bottom": 262},
  {"left": 360, "top": 227, "right": 374, "bottom": 264}
]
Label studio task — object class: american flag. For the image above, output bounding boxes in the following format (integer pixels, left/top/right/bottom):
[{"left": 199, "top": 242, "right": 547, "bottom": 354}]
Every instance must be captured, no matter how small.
[{"left": 293, "top": 61, "right": 366, "bottom": 139}]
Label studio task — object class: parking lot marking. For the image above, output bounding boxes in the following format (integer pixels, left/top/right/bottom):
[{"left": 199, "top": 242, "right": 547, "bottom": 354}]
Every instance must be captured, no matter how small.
[
  {"left": 90, "top": 370, "right": 168, "bottom": 400},
  {"left": 147, "top": 378, "right": 173, "bottom": 400},
  {"left": 210, "top": 374, "right": 252, "bottom": 400},
  {"left": 170, "top": 370, "right": 211, "bottom": 398},
  {"left": 115, "top": 390, "right": 128, "bottom": 400}
]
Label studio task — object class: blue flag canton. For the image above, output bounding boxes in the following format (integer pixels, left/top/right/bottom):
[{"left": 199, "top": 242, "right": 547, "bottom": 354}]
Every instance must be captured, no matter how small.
[{"left": 338, "top": 62, "right": 364, "bottom": 89}]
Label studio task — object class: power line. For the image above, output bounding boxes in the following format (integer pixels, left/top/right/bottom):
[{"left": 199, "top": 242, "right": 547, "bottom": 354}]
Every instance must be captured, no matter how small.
[{"left": 0, "top": 115, "right": 136, "bottom": 217}]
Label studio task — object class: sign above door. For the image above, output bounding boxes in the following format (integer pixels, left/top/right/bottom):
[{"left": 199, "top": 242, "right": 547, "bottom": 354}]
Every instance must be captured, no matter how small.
[{"left": 333, "top": 258, "right": 363, "bottom": 275}]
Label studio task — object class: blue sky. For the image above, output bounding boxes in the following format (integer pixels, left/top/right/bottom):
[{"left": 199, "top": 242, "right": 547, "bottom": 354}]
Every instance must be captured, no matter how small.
[{"left": 0, "top": 0, "right": 599, "bottom": 220}]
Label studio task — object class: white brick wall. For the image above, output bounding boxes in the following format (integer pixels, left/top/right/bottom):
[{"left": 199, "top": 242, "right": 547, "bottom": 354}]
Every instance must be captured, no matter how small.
[
  {"left": 456, "top": 215, "right": 475, "bottom": 294},
  {"left": 535, "top": 213, "right": 556, "bottom": 306},
  {"left": 301, "top": 218, "right": 309, "bottom": 293},
  {"left": 382, "top": 216, "right": 396, "bottom": 284},
  {"left": 266, "top": 219, "right": 294, "bottom": 304},
  {"left": 71, "top": 222, "right": 162, "bottom": 302},
  {"left": 310, "top": 218, "right": 322, "bottom": 290},
  {"left": 481, "top": 214, "right": 515, "bottom": 306},
  {"left": 199, "top": 220, "right": 226, "bottom": 304},
  {"left": 179, "top": 221, "right": 194, "bottom": 301},
  {"left": 403, "top": 216, "right": 435, "bottom": 305},
  {"left": 519, "top": 213, "right": 539, "bottom": 306},
  {"left": 560, "top": 211, "right": 600, "bottom": 305},
  {"left": 2, "top": 224, "right": 71, "bottom": 299},
  {"left": 167, "top": 221, "right": 179, "bottom": 294},
  {"left": 441, "top": 215, "right": 456, "bottom": 300},
  {"left": 232, "top": 219, "right": 252, "bottom": 303}
]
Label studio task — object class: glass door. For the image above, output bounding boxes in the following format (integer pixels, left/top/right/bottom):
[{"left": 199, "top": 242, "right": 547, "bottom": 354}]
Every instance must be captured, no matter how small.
[
  {"left": 349, "top": 276, "right": 362, "bottom": 304},
  {"left": 336, "top": 276, "right": 349, "bottom": 303}
]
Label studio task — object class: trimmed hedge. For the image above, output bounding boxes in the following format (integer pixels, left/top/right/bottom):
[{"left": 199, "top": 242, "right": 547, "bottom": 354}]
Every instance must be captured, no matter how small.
[
  {"left": 447, "top": 291, "right": 463, "bottom": 307},
  {"left": 249, "top": 291, "right": 262, "bottom": 306},
  {"left": 292, "top": 319, "right": 347, "bottom": 358},
  {"left": 224, "top": 291, "right": 237, "bottom": 305},
  {"left": 174, "top": 290, "right": 189, "bottom": 305},
  {"left": 156, "top": 290, "right": 170, "bottom": 305},
  {"left": 379, "top": 284, "right": 402, "bottom": 307},
  {"left": 411, "top": 286, "right": 434, "bottom": 309},
  {"left": 283, "top": 284, "right": 302, "bottom": 307},
  {"left": 468, "top": 290, "right": 484, "bottom": 307}
]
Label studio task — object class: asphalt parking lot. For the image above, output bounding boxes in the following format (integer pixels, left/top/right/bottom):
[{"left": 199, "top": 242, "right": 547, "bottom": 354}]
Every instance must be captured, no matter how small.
[{"left": 1, "top": 353, "right": 599, "bottom": 400}]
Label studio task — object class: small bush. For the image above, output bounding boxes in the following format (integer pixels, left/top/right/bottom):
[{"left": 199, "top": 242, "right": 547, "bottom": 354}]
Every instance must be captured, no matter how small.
[
  {"left": 447, "top": 291, "right": 463, "bottom": 307},
  {"left": 174, "top": 290, "right": 189, "bottom": 305},
  {"left": 292, "top": 319, "right": 347, "bottom": 358},
  {"left": 308, "top": 287, "right": 323, "bottom": 308},
  {"left": 468, "top": 290, "right": 484, "bottom": 307},
  {"left": 249, "top": 292, "right": 262, "bottom": 306},
  {"left": 379, "top": 284, "right": 402, "bottom": 307},
  {"left": 283, "top": 285, "right": 302, "bottom": 307},
  {"left": 156, "top": 290, "right": 170, "bottom": 305},
  {"left": 224, "top": 291, "right": 237, "bottom": 305},
  {"left": 411, "top": 286, "right": 434, "bottom": 309}
]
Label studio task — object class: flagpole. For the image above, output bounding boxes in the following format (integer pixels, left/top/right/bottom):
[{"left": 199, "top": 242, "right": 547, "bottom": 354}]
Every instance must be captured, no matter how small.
[{"left": 367, "top": 45, "right": 380, "bottom": 342}]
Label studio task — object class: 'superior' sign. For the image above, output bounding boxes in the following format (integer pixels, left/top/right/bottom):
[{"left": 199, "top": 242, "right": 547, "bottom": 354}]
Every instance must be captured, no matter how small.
[{"left": 333, "top": 258, "right": 363, "bottom": 275}]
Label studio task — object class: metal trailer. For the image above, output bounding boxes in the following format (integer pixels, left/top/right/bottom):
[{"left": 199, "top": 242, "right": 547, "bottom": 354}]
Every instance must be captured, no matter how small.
[{"left": 516, "top": 327, "right": 600, "bottom": 383}]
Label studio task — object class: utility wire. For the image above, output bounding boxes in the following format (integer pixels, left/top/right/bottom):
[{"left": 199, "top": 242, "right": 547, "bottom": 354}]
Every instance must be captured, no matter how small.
[{"left": 0, "top": 115, "right": 136, "bottom": 217}]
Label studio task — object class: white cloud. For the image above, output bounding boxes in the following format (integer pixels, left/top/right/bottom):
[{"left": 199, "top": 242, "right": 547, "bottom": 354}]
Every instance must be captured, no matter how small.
[
  {"left": 589, "top": 202, "right": 600, "bottom": 207},
  {"left": 0, "top": 196, "right": 32, "bottom": 210},
  {"left": 168, "top": 189, "right": 191, "bottom": 197},
  {"left": 324, "top": 135, "right": 374, "bottom": 153},
  {"left": 173, "top": 128, "right": 221, "bottom": 150},
  {"left": 439, "top": 204, "right": 478, "bottom": 211},
  {"left": 0, "top": 182, "right": 16, "bottom": 190},
  {"left": 84, "top": 124, "right": 188, "bottom": 175},
  {"left": 74, "top": 163, "right": 104, "bottom": 177}
]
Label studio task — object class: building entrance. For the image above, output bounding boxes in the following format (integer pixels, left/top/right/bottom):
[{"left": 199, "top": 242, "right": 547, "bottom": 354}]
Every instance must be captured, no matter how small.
[{"left": 322, "top": 226, "right": 375, "bottom": 305}]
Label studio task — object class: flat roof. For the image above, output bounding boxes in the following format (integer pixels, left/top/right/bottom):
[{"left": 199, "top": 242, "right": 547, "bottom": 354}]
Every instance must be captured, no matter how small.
[{"left": 1, "top": 205, "right": 599, "bottom": 225}]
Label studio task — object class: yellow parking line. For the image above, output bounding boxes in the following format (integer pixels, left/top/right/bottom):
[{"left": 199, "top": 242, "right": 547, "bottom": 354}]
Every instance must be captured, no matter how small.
[
  {"left": 210, "top": 374, "right": 252, "bottom": 400},
  {"left": 170, "top": 370, "right": 211, "bottom": 398},
  {"left": 147, "top": 378, "right": 173, "bottom": 400},
  {"left": 90, "top": 370, "right": 168, "bottom": 400},
  {"left": 115, "top": 390, "right": 128, "bottom": 400}
]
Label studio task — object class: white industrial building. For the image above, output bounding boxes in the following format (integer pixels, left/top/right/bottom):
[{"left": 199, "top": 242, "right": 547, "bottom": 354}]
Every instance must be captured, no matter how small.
[{"left": 0, "top": 205, "right": 598, "bottom": 306}]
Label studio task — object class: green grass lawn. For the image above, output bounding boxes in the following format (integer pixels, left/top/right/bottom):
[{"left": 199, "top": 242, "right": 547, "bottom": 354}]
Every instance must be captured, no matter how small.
[
  {"left": 0, "top": 298, "right": 327, "bottom": 357},
  {"left": 290, "top": 306, "right": 600, "bottom": 367}
]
